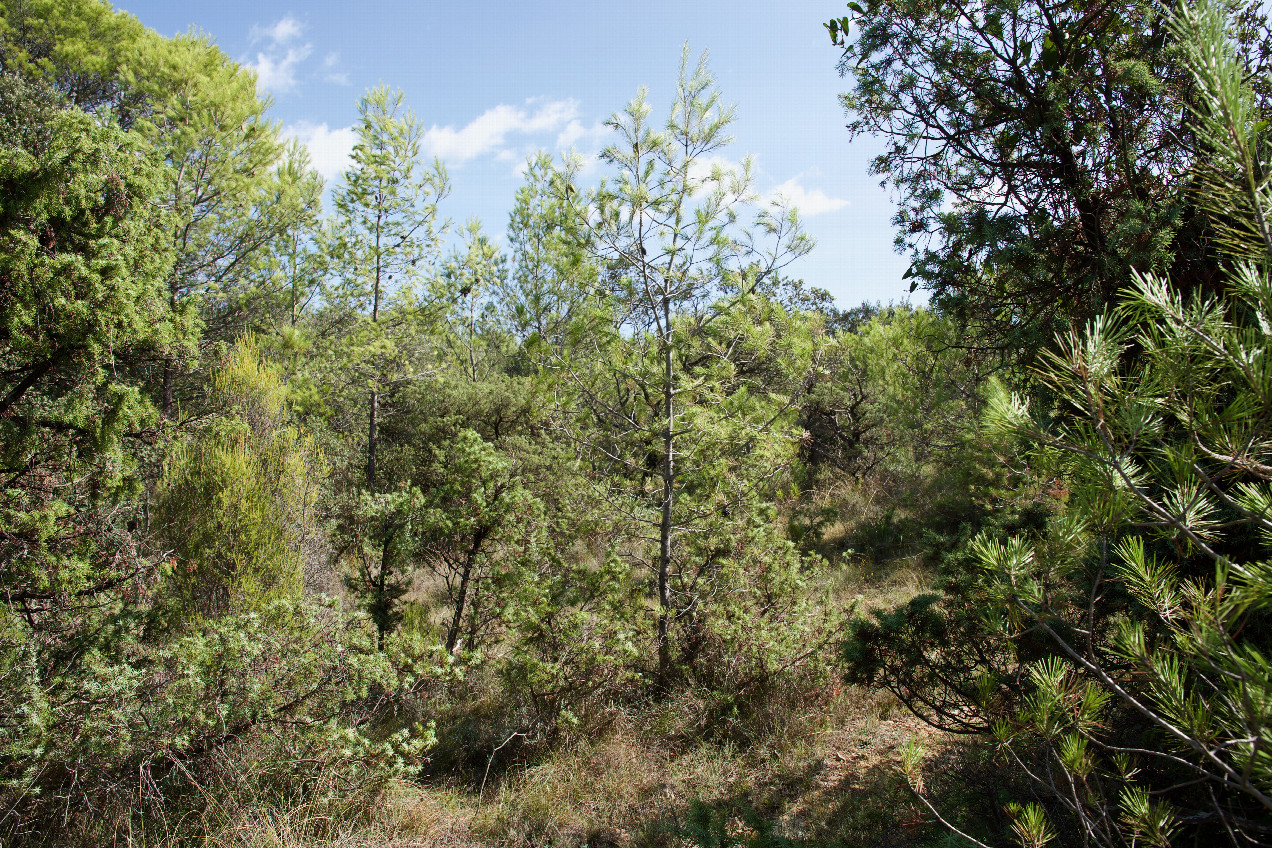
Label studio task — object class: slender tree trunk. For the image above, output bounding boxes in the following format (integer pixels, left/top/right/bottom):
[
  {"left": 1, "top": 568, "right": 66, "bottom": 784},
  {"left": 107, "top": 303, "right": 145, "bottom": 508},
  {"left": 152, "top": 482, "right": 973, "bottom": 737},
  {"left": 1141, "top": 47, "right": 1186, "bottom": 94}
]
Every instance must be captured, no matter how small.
[
  {"left": 290, "top": 233, "right": 300, "bottom": 326},
  {"left": 0, "top": 354, "right": 61, "bottom": 418},
  {"left": 467, "top": 295, "right": 478, "bottom": 381},
  {"left": 160, "top": 283, "right": 178, "bottom": 419},
  {"left": 161, "top": 363, "right": 174, "bottom": 419},
  {"left": 289, "top": 236, "right": 300, "bottom": 375},
  {"left": 376, "top": 531, "right": 390, "bottom": 650},
  {"left": 657, "top": 294, "right": 674, "bottom": 688},
  {"left": 366, "top": 222, "right": 386, "bottom": 645},
  {"left": 466, "top": 584, "right": 482, "bottom": 652},
  {"left": 446, "top": 527, "right": 489, "bottom": 654},
  {"left": 367, "top": 388, "right": 378, "bottom": 490},
  {"left": 367, "top": 231, "right": 382, "bottom": 491},
  {"left": 446, "top": 559, "right": 470, "bottom": 654}
]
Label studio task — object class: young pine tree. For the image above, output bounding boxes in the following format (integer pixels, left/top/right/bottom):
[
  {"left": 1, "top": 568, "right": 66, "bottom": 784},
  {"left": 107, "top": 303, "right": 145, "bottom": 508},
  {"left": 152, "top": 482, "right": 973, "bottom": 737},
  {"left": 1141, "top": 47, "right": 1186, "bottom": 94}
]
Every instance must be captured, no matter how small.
[
  {"left": 326, "top": 85, "right": 449, "bottom": 646},
  {"left": 555, "top": 48, "right": 818, "bottom": 687}
]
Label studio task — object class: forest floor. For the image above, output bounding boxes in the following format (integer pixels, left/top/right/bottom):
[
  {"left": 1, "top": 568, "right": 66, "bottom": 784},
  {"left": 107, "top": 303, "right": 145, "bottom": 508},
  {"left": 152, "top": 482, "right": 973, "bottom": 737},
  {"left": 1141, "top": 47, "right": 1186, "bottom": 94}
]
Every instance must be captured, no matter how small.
[
  {"left": 195, "top": 537, "right": 983, "bottom": 848},
  {"left": 204, "top": 678, "right": 955, "bottom": 848}
]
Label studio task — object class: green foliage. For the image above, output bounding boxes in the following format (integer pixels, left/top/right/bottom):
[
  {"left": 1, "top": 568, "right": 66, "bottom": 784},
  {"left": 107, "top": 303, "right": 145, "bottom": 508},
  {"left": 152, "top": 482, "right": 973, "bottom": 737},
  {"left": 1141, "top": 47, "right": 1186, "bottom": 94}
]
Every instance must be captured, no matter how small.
[
  {"left": 0, "top": 0, "right": 149, "bottom": 115},
  {"left": 827, "top": 0, "right": 1269, "bottom": 355},
  {"left": 317, "top": 85, "right": 452, "bottom": 649},
  {"left": 498, "top": 547, "right": 642, "bottom": 732},
  {"left": 154, "top": 337, "right": 324, "bottom": 620},
  {"left": 2, "top": 0, "right": 324, "bottom": 412},
  {"left": 317, "top": 84, "right": 448, "bottom": 434},
  {"left": 131, "top": 30, "right": 322, "bottom": 351},
  {"left": 0, "top": 69, "right": 178, "bottom": 629},
  {"left": 414, "top": 428, "right": 541, "bottom": 654},
  {"left": 439, "top": 220, "right": 511, "bottom": 381},
  {"left": 678, "top": 798, "right": 797, "bottom": 848},
  {"left": 31, "top": 3, "right": 1270, "bottom": 842},
  {"left": 799, "top": 306, "right": 985, "bottom": 487},
  {"left": 568, "top": 290, "right": 827, "bottom": 686},
  {"left": 843, "top": 591, "right": 1017, "bottom": 735},
  {"left": 0, "top": 45, "right": 438, "bottom": 835},
  {"left": 0, "top": 595, "right": 435, "bottom": 843},
  {"left": 888, "top": 4, "right": 1272, "bottom": 844},
  {"left": 500, "top": 151, "right": 598, "bottom": 357},
  {"left": 328, "top": 84, "right": 448, "bottom": 329},
  {"left": 2, "top": 327, "right": 432, "bottom": 842},
  {"left": 544, "top": 52, "right": 821, "bottom": 686},
  {"left": 339, "top": 485, "right": 424, "bottom": 647}
]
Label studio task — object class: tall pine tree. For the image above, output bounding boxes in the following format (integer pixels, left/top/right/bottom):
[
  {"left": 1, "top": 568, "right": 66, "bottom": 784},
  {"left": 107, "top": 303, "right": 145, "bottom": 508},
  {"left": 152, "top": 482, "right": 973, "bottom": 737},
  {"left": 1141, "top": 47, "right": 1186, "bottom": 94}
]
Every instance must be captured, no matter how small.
[{"left": 327, "top": 85, "right": 448, "bottom": 646}]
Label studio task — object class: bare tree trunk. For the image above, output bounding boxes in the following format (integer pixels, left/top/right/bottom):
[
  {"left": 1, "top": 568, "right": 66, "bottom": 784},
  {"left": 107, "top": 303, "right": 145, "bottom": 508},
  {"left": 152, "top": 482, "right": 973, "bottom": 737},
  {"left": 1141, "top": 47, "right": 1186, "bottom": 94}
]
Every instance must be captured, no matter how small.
[
  {"left": 446, "top": 528, "right": 489, "bottom": 653},
  {"left": 161, "top": 362, "right": 174, "bottom": 419},
  {"left": 367, "top": 230, "right": 383, "bottom": 491},
  {"left": 466, "top": 584, "right": 482, "bottom": 652},
  {"left": 376, "top": 531, "right": 390, "bottom": 650},
  {"left": 161, "top": 282, "right": 179, "bottom": 418}
]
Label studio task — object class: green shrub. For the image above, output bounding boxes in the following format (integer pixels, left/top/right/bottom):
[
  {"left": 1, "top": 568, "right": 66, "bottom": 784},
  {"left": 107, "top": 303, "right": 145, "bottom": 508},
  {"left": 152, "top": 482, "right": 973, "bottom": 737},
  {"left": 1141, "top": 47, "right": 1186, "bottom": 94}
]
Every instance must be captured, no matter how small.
[{"left": 154, "top": 337, "right": 324, "bottom": 621}]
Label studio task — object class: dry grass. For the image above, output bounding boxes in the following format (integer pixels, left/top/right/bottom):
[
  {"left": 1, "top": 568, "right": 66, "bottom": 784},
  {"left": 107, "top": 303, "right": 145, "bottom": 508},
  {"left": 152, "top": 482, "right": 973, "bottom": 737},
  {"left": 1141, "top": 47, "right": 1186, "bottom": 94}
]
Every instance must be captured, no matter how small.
[
  {"left": 403, "top": 677, "right": 957, "bottom": 848},
  {"left": 134, "top": 685, "right": 968, "bottom": 848},
  {"left": 130, "top": 782, "right": 480, "bottom": 848},
  {"left": 407, "top": 535, "right": 960, "bottom": 848},
  {"left": 117, "top": 527, "right": 975, "bottom": 848},
  {"left": 473, "top": 727, "right": 669, "bottom": 847}
]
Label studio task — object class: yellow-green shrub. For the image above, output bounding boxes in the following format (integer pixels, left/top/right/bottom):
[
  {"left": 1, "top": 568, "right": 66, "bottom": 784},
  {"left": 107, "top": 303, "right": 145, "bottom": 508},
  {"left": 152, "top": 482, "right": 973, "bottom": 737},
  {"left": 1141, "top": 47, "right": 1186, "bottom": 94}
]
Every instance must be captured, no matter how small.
[{"left": 155, "top": 336, "right": 325, "bottom": 619}]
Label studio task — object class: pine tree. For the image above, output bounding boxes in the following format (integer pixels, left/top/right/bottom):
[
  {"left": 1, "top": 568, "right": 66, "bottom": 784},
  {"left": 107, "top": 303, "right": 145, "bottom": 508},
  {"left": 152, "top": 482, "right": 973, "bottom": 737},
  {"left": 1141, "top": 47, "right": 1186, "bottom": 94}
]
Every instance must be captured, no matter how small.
[
  {"left": 327, "top": 85, "right": 448, "bottom": 645},
  {"left": 893, "top": 3, "right": 1272, "bottom": 842},
  {"left": 556, "top": 48, "right": 817, "bottom": 686}
]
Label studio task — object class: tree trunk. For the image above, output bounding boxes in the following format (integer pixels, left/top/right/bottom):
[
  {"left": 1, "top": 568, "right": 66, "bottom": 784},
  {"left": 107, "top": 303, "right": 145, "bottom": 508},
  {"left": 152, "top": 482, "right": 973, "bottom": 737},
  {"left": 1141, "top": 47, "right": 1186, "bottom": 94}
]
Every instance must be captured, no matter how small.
[
  {"left": 466, "top": 584, "right": 482, "bottom": 652},
  {"left": 161, "top": 361, "right": 174, "bottom": 419},
  {"left": 446, "top": 528, "right": 489, "bottom": 653},
  {"left": 367, "top": 388, "right": 378, "bottom": 490},
  {"left": 367, "top": 231, "right": 383, "bottom": 491},
  {"left": 162, "top": 279, "right": 179, "bottom": 419},
  {"left": 376, "top": 531, "right": 390, "bottom": 651},
  {"left": 657, "top": 295, "right": 674, "bottom": 689},
  {"left": 0, "top": 354, "right": 61, "bottom": 418}
]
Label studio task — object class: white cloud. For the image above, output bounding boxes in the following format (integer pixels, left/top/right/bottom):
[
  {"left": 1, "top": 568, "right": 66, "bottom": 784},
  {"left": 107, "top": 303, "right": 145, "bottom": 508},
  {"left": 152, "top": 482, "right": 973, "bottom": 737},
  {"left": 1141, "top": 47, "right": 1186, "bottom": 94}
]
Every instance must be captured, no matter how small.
[
  {"left": 247, "top": 16, "right": 312, "bottom": 94},
  {"left": 422, "top": 99, "right": 579, "bottom": 163},
  {"left": 493, "top": 118, "right": 610, "bottom": 179},
  {"left": 251, "top": 45, "right": 312, "bottom": 94},
  {"left": 283, "top": 121, "right": 357, "bottom": 183},
  {"left": 510, "top": 157, "right": 535, "bottom": 180},
  {"left": 250, "top": 15, "right": 302, "bottom": 46},
  {"left": 765, "top": 177, "right": 849, "bottom": 217},
  {"left": 555, "top": 119, "right": 609, "bottom": 150},
  {"left": 322, "top": 52, "right": 349, "bottom": 85}
]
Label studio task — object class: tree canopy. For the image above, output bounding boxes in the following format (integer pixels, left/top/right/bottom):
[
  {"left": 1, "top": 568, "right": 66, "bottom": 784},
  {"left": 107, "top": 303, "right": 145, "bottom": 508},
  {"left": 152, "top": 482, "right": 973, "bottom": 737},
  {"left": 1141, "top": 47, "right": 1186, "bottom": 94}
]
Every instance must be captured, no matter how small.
[{"left": 829, "top": 0, "right": 1271, "bottom": 356}]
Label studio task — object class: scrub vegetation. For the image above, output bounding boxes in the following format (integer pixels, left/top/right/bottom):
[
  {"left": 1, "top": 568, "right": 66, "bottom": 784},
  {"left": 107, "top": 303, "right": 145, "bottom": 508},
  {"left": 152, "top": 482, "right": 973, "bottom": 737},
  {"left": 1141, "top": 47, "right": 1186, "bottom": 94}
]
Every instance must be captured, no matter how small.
[{"left": 2, "top": 0, "right": 1271, "bottom": 845}]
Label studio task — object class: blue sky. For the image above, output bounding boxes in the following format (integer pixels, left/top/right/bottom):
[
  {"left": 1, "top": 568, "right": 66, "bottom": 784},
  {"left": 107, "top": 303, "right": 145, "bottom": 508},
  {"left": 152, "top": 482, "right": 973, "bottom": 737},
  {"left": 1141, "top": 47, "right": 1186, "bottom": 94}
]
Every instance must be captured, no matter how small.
[{"left": 115, "top": 0, "right": 916, "bottom": 308}]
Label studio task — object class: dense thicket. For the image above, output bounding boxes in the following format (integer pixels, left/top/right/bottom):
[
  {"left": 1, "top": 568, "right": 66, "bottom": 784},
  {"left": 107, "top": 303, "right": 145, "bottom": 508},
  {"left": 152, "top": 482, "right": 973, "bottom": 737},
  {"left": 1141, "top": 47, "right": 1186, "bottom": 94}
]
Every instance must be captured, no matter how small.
[
  {"left": 2, "top": 0, "right": 1269, "bottom": 844},
  {"left": 833, "top": 0, "right": 1272, "bottom": 844},
  {"left": 0, "top": 5, "right": 848, "bottom": 842},
  {"left": 829, "top": 0, "right": 1272, "bottom": 358}
]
